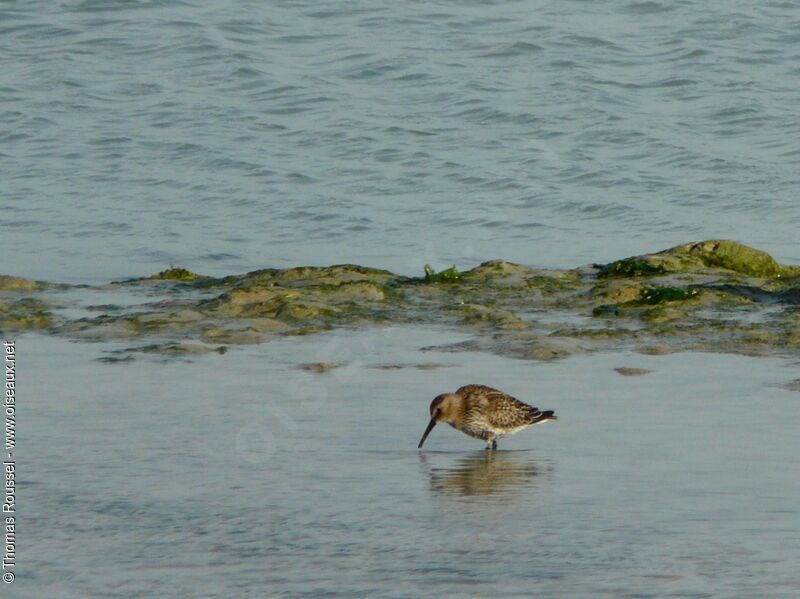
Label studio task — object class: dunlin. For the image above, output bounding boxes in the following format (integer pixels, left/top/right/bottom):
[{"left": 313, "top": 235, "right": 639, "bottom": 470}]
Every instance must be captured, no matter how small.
[{"left": 417, "top": 384, "right": 556, "bottom": 450}]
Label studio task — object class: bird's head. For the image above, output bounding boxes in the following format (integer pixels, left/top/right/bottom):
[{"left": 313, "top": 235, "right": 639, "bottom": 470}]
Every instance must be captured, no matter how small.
[{"left": 418, "top": 392, "right": 461, "bottom": 448}]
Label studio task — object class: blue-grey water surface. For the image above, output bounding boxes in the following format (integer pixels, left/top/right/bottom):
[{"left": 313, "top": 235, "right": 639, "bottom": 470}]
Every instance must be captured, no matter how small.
[
  {"left": 3, "top": 0, "right": 800, "bottom": 283},
  {"left": 19, "top": 330, "right": 800, "bottom": 597}
]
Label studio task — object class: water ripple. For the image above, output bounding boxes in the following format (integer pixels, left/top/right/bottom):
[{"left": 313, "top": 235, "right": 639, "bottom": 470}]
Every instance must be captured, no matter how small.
[{"left": 2, "top": 0, "right": 799, "bottom": 284}]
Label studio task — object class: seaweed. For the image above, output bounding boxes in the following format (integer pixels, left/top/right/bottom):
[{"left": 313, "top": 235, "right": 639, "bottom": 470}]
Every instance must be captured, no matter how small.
[
  {"left": 596, "top": 258, "right": 665, "bottom": 278},
  {"left": 423, "top": 264, "right": 461, "bottom": 283},
  {"left": 149, "top": 267, "right": 206, "bottom": 282},
  {"left": 637, "top": 286, "right": 700, "bottom": 305}
]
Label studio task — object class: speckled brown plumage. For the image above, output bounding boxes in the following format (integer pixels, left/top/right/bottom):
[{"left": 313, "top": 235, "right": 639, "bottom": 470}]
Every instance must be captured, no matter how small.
[{"left": 418, "top": 384, "right": 557, "bottom": 450}]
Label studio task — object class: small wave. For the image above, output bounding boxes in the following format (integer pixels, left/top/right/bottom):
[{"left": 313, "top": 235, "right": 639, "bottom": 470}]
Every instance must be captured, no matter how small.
[
  {"left": 624, "top": 1, "right": 673, "bottom": 15},
  {"left": 478, "top": 41, "right": 544, "bottom": 58}
]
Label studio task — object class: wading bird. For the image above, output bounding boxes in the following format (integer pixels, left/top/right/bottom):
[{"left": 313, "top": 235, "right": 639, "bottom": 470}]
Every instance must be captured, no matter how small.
[{"left": 418, "top": 384, "right": 556, "bottom": 450}]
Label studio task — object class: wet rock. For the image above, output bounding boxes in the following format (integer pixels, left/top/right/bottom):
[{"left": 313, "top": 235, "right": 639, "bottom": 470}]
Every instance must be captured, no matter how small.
[
  {"left": 119, "top": 267, "right": 214, "bottom": 286},
  {"left": 457, "top": 303, "right": 528, "bottom": 330},
  {"left": 298, "top": 362, "right": 343, "bottom": 373},
  {"left": 527, "top": 346, "right": 568, "bottom": 361},
  {"left": 592, "top": 284, "right": 702, "bottom": 323},
  {"left": 0, "top": 275, "right": 40, "bottom": 292},
  {"left": 96, "top": 354, "right": 136, "bottom": 364},
  {"left": 248, "top": 318, "right": 291, "bottom": 332},
  {"left": 598, "top": 240, "right": 800, "bottom": 279},
  {"left": 200, "top": 327, "right": 266, "bottom": 344},
  {"left": 674, "top": 240, "right": 797, "bottom": 278},
  {"left": 147, "top": 267, "right": 208, "bottom": 282},
  {"left": 275, "top": 301, "right": 337, "bottom": 321},
  {"left": 635, "top": 346, "right": 675, "bottom": 356},
  {"left": 462, "top": 332, "right": 580, "bottom": 361},
  {"left": 202, "top": 268, "right": 388, "bottom": 326},
  {"left": 0, "top": 298, "right": 55, "bottom": 331},
  {"left": 592, "top": 304, "right": 625, "bottom": 318},
  {"left": 637, "top": 286, "right": 700, "bottom": 305},
  {"left": 597, "top": 258, "right": 665, "bottom": 278},
  {"left": 57, "top": 315, "right": 138, "bottom": 340},
  {"left": 97, "top": 342, "right": 226, "bottom": 363},
  {"left": 461, "top": 261, "right": 536, "bottom": 287},
  {"left": 614, "top": 367, "right": 653, "bottom": 376},
  {"left": 207, "top": 287, "right": 289, "bottom": 312},
  {"left": 591, "top": 281, "right": 644, "bottom": 304},
  {"left": 241, "top": 264, "right": 394, "bottom": 288},
  {"left": 7, "top": 240, "right": 800, "bottom": 362},
  {"left": 141, "top": 342, "right": 225, "bottom": 355},
  {"left": 780, "top": 380, "right": 800, "bottom": 392}
]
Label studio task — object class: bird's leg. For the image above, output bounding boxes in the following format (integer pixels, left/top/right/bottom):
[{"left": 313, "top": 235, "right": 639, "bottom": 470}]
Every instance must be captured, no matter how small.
[{"left": 485, "top": 438, "right": 497, "bottom": 450}]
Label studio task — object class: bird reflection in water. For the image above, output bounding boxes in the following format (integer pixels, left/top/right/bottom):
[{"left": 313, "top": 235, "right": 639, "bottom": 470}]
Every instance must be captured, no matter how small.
[{"left": 420, "top": 451, "right": 552, "bottom": 500}]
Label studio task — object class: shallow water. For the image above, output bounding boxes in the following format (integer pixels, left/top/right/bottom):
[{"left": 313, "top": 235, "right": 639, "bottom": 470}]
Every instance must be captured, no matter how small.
[
  {"left": 3, "top": 0, "right": 800, "bottom": 283},
  {"left": 17, "top": 329, "right": 800, "bottom": 597}
]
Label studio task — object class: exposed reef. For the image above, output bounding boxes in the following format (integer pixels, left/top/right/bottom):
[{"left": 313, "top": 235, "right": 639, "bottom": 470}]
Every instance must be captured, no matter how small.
[{"left": 2, "top": 240, "right": 799, "bottom": 362}]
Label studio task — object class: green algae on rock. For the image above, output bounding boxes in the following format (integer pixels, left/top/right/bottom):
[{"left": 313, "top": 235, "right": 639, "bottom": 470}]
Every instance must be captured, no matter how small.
[
  {"left": 597, "top": 258, "right": 665, "bottom": 278},
  {"left": 637, "top": 286, "right": 700, "bottom": 305},
  {"left": 598, "top": 240, "right": 800, "bottom": 279},
  {"left": 614, "top": 367, "right": 653, "bottom": 376},
  {"left": 201, "top": 265, "right": 390, "bottom": 327},
  {"left": 9, "top": 240, "right": 800, "bottom": 361},
  {"left": 423, "top": 264, "right": 461, "bottom": 283},
  {"left": 456, "top": 303, "right": 528, "bottom": 330},
  {"left": 0, "top": 275, "right": 41, "bottom": 292},
  {"left": 117, "top": 266, "right": 217, "bottom": 287},
  {"left": 678, "top": 240, "right": 798, "bottom": 278},
  {"left": 148, "top": 267, "right": 208, "bottom": 282},
  {"left": 0, "top": 298, "right": 55, "bottom": 332}
]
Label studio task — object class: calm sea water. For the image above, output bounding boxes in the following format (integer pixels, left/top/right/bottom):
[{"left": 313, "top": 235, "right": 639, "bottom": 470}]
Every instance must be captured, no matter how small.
[
  {"left": 19, "top": 330, "right": 800, "bottom": 598},
  {"left": 3, "top": 0, "right": 800, "bottom": 283}
]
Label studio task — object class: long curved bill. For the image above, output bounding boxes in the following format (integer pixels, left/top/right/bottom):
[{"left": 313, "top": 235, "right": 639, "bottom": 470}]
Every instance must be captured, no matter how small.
[{"left": 418, "top": 418, "right": 436, "bottom": 448}]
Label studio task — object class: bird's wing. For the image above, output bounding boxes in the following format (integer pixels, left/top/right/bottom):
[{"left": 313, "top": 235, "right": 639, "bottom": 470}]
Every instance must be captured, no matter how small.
[
  {"left": 483, "top": 391, "right": 546, "bottom": 428},
  {"left": 456, "top": 384, "right": 503, "bottom": 397}
]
